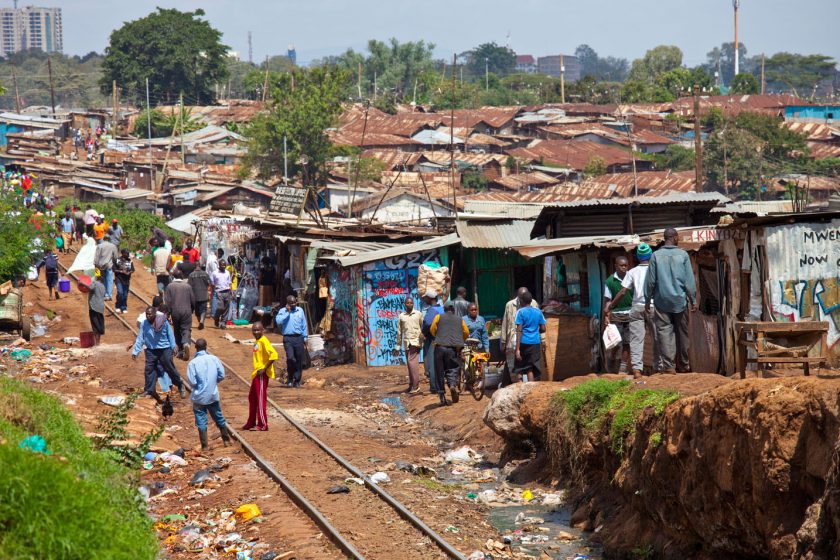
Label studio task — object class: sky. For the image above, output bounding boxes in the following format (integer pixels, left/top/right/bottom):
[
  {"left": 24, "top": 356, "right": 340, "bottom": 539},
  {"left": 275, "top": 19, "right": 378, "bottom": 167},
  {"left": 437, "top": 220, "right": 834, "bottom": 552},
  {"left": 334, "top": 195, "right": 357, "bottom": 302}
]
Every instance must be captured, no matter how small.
[{"left": 59, "top": 0, "right": 840, "bottom": 68}]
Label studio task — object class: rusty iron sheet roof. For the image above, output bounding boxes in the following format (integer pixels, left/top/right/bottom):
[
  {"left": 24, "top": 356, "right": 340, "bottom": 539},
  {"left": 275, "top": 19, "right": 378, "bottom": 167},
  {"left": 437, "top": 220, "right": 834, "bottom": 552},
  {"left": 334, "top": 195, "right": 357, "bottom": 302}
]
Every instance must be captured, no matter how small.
[
  {"left": 507, "top": 139, "right": 634, "bottom": 170},
  {"left": 539, "top": 123, "right": 675, "bottom": 147},
  {"left": 340, "top": 111, "right": 444, "bottom": 137},
  {"left": 784, "top": 121, "right": 840, "bottom": 141},
  {"left": 329, "top": 129, "right": 420, "bottom": 147},
  {"left": 419, "top": 151, "right": 507, "bottom": 168},
  {"left": 360, "top": 149, "right": 422, "bottom": 169},
  {"left": 456, "top": 219, "right": 535, "bottom": 248},
  {"left": 491, "top": 171, "right": 560, "bottom": 191},
  {"left": 808, "top": 142, "right": 840, "bottom": 159},
  {"left": 584, "top": 171, "right": 696, "bottom": 195},
  {"left": 449, "top": 106, "right": 522, "bottom": 129},
  {"left": 380, "top": 171, "right": 460, "bottom": 195}
]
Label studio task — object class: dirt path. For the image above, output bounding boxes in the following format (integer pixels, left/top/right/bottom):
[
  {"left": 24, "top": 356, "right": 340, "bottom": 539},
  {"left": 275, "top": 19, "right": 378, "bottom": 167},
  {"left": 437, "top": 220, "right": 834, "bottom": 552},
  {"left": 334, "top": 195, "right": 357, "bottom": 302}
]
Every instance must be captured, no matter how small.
[{"left": 17, "top": 253, "right": 511, "bottom": 559}]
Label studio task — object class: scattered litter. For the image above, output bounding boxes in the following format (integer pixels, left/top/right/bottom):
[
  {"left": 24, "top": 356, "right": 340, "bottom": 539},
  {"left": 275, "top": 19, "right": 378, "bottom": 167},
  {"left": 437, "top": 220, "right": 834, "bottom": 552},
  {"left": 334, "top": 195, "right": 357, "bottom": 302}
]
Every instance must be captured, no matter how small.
[
  {"left": 160, "top": 452, "right": 188, "bottom": 467},
  {"left": 9, "top": 348, "right": 32, "bottom": 362},
  {"left": 63, "top": 336, "right": 80, "bottom": 345},
  {"left": 515, "top": 511, "right": 545, "bottom": 525},
  {"left": 370, "top": 472, "right": 390, "bottom": 484},
  {"left": 235, "top": 503, "right": 262, "bottom": 522},
  {"left": 521, "top": 489, "right": 534, "bottom": 502},
  {"left": 19, "top": 435, "right": 50, "bottom": 454},
  {"left": 445, "top": 446, "right": 482, "bottom": 464},
  {"left": 445, "top": 525, "right": 459, "bottom": 533},
  {"left": 466, "top": 492, "right": 478, "bottom": 500},
  {"left": 327, "top": 485, "right": 350, "bottom": 494},
  {"left": 236, "top": 551, "right": 252, "bottom": 560},
  {"left": 344, "top": 477, "right": 364, "bottom": 486},
  {"left": 306, "top": 378, "right": 326, "bottom": 389},
  {"left": 556, "top": 530, "right": 577, "bottom": 542},
  {"left": 542, "top": 492, "right": 563, "bottom": 506},
  {"left": 162, "top": 514, "right": 186, "bottom": 522},
  {"left": 99, "top": 395, "right": 126, "bottom": 407},
  {"left": 468, "top": 552, "right": 491, "bottom": 560},
  {"left": 190, "top": 469, "right": 213, "bottom": 486},
  {"left": 143, "top": 451, "right": 158, "bottom": 461}
]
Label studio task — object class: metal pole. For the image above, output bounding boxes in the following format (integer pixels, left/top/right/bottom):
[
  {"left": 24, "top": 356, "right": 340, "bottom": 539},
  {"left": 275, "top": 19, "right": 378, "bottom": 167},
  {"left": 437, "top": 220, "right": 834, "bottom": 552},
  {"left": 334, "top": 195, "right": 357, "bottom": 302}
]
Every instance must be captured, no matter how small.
[
  {"left": 11, "top": 65, "right": 20, "bottom": 114},
  {"left": 560, "top": 54, "right": 565, "bottom": 104},
  {"left": 693, "top": 84, "right": 703, "bottom": 192},
  {"left": 283, "top": 135, "right": 288, "bottom": 185},
  {"left": 485, "top": 58, "right": 489, "bottom": 90},
  {"left": 450, "top": 53, "right": 457, "bottom": 215},
  {"left": 733, "top": 0, "right": 740, "bottom": 76},
  {"left": 760, "top": 54, "right": 766, "bottom": 94},
  {"left": 47, "top": 57, "right": 56, "bottom": 117},
  {"left": 146, "top": 77, "right": 154, "bottom": 192}
]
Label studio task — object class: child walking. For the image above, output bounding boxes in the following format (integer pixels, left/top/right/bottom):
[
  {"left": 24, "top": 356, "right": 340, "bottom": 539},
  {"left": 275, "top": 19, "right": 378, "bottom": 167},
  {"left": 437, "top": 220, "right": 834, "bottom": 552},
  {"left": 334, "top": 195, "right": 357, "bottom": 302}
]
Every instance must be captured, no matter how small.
[{"left": 241, "top": 323, "right": 276, "bottom": 431}]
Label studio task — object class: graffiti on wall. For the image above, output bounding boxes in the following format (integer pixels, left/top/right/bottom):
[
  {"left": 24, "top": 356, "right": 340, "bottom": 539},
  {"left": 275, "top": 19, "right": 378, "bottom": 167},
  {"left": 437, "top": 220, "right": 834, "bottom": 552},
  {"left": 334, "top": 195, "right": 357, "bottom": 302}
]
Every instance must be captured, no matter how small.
[
  {"left": 361, "top": 251, "right": 437, "bottom": 366},
  {"left": 767, "top": 220, "right": 840, "bottom": 357},
  {"left": 325, "top": 266, "right": 354, "bottom": 363}
]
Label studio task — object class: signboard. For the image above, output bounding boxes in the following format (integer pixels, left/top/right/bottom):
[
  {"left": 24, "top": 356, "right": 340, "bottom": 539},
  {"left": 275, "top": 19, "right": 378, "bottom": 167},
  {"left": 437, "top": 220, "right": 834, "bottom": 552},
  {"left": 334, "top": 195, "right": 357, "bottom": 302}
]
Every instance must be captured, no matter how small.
[
  {"left": 269, "top": 185, "right": 307, "bottom": 215},
  {"left": 679, "top": 227, "right": 746, "bottom": 245}
]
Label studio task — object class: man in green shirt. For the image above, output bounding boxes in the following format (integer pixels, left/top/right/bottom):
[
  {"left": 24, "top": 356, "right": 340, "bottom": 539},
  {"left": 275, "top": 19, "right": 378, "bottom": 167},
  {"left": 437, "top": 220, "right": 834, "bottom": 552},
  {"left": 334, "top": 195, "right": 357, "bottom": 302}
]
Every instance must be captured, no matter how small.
[{"left": 603, "top": 256, "right": 632, "bottom": 373}]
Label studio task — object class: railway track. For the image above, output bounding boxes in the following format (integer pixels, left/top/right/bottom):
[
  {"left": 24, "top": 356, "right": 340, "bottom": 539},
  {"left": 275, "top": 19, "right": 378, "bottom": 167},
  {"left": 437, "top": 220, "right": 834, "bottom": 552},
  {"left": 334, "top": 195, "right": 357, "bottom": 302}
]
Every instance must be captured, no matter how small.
[{"left": 59, "top": 257, "right": 466, "bottom": 560}]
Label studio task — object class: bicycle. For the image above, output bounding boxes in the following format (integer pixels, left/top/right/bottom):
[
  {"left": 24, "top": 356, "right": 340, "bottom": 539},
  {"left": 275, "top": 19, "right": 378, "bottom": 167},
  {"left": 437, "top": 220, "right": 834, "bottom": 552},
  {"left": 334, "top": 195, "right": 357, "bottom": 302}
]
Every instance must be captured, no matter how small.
[{"left": 461, "top": 338, "right": 490, "bottom": 401}]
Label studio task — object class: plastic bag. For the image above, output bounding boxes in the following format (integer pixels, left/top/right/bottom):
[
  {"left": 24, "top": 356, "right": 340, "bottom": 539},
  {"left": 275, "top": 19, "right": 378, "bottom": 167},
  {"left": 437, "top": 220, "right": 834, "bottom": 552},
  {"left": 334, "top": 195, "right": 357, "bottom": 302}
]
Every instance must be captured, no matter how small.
[{"left": 602, "top": 323, "right": 622, "bottom": 350}]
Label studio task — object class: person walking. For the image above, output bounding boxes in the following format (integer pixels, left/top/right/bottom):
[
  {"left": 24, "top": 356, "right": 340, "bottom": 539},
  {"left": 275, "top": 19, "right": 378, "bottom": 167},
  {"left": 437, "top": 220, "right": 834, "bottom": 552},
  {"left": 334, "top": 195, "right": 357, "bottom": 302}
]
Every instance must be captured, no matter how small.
[
  {"left": 394, "top": 296, "right": 423, "bottom": 394},
  {"left": 603, "top": 256, "right": 632, "bottom": 373},
  {"left": 94, "top": 235, "right": 118, "bottom": 301},
  {"left": 79, "top": 274, "right": 105, "bottom": 346},
  {"left": 114, "top": 248, "right": 135, "bottom": 314},
  {"left": 35, "top": 248, "right": 60, "bottom": 300},
  {"left": 188, "top": 266, "right": 211, "bottom": 330},
  {"left": 152, "top": 239, "right": 172, "bottom": 295},
  {"left": 450, "top": 286, "right": 471, "bottom": 318},
  {"left": 605, "top": 244, "right": 656, "bottom": 378},
  {"left": 242, "top": 323, "right": 277, "bottom": 430},
  {"left": 205, "top": 248, "right": 222, "bottom": 318},
  {"left": 500, "top": 287, "right": 540, "bottom": 386},
  {"left": 131, "top": 306, "right": 187, "bottom": 402},
  {"left": 645, "top": 228, "right": 697, "bottom": 374},
  {"left": 164, "top": 269, "right": 195, "bottom": 360},
  {"left": 93, "top": 214, "right": 109, "bottom": 241},
  {"left": 108, "top": 219, "right": 124, "bottom": 248},
  {"left": 429, "top": 301, "right": 469, "bottom": 405},
  {"left": 463, "top": 303, "right": 489, "bottom": 351},
  {"left": 211, "top": 259, "right": 233, "bottom": 329},
  {"left": 182, "top": 238, "right": 200, "bottom": 264},
  {"left": 83, "top": 205, "right": 97, "bottom": 237},
  {"left": 59, "top": 212, "right": 75, "bottom": 253},
  {"left": 275, "top": 295, "right": 308, "bottom": 387},
  {"left": 187, "top": 338, "right": 231, "bottom": 451},
  {"left": 514, "top": 291, "right": 546, "bottom": 382},
  {"left": 420, "top": 290, "right": 444, "bottom": 394},
  {"left": 72, "top": 206, "right": 85, "bottom": 241}
]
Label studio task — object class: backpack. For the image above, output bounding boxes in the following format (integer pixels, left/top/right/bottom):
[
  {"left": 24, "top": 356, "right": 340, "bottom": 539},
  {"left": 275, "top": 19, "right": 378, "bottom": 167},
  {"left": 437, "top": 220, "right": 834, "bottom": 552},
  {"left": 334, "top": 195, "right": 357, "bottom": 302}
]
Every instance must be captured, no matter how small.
[{"left": 44, "top": 253, "right": 58, "bottom": 272}]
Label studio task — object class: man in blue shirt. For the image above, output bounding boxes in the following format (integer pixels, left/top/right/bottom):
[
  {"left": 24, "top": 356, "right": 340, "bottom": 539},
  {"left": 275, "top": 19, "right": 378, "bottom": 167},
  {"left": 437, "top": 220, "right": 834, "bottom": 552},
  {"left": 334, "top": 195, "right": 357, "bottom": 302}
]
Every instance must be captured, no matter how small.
[
  {"left": 514, "top": 291, "right": 546, "bottom": 382},
  {"left": 463, "top": 303, "right": 489, "bottom": 351},
  {"left": 421, "top": 290, "right": 444, "bottom": 393},
  {"left": 644, "top": 228, "right": 697, "bottom": 373},
  {"left": 275, "top": 294, "right": 308, "bottom": 387},
  {"left": 132, "top": 306, "right": 186, "bottom": 402},
  {"left": 187, "top": 338, "right": 231, "bottom": 451}
]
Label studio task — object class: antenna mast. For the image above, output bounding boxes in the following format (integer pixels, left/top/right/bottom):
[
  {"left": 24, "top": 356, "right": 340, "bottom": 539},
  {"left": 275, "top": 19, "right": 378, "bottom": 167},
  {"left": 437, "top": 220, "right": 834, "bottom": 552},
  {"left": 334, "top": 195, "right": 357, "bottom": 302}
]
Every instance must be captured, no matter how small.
[
  {"left": 248, "top": 31, "right": 253, "bottom": 64},
  {"left": 733, "top": 0, "right": 740, "bottom": 77}
]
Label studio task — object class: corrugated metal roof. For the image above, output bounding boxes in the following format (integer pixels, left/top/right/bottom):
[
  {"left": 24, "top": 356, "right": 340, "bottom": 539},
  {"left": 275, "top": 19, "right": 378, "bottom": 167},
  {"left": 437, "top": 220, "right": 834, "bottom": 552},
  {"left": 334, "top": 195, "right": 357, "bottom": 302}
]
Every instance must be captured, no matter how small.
[
  {"left": 783, "top": 121, "right": 840, "bottom": 141},
  {"left": 507, "top": 140, "right": 634, "bottom": 170},
  {"left": 513, "top": 233, "right": 641, "bottom": 258},
  {"left": 337, "top": 233, "right": 459, "bottom": 267},
  {"left": 461, "top": 199, "right": 548, "bottom": 218},
  {"left": 456, "top": 219, "right": 535, "bottom": 248},
  {"left": 124, "top": 125, "right": 244, "bottom": 148},
  {"left": 808, "top": 142, "right": 840, "bottom": 160},
  {"left": 101, "top": 188, "right": 152, "bottom": 200},
  {"left": 310, "top": 239, "right": 399, "bottom": 258},
  {"left": 491, "top": 171, "right": 560, "bottom": 191},
  {"left": 714, "top": 200, "right": 794, "bottom": 215},
  {"left": 536, "top": 191, "right": 728, "bottom": 210}
]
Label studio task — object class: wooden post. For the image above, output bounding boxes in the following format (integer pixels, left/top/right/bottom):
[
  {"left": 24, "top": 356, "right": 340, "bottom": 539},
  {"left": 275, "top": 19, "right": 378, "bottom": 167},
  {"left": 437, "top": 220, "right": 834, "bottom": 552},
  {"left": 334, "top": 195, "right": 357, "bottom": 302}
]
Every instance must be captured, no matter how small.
[
  {"left": 11, "top": 65, "right": 21, "bottom": 114},
  {"left": 112, "top": 80, "right": 118, "bottom": 135},
  {"left": 693, "top": 85, "right": 703, "bottom": 192},
  {"left": 47, "top": 57, "right": 56, "bottom": 117}
]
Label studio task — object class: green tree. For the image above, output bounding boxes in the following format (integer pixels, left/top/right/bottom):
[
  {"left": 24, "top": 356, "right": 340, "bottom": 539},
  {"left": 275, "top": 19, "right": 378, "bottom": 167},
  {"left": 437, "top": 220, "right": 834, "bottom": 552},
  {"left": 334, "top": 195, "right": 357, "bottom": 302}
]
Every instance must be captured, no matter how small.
[
  {"left": 655, "top": 67, "right": 715, "bottom": 99},
  {"left": 467, "top": 42, "right": 516, "bottom": 80},
  {"left": 100, "top": 8, "right": 229, "bottom": 104},
  {"left": 0, "top": 187, "right": 52, "bottom": 282},
  {"left": 132, "top": 105, "right": 203, "bottom": 138},
  {"left": 733, "top": 112, "right": 808, "bottom": 162},
  {"left": 653, "top": 145, "right": 696, "bottom": 172},
  {"left": 462, "top": 170, "right": 488, "bottom": 191},
  {"left": 242, "top": 67, "right": 351, "bottom": 185},
  {"left": 628, "top": 45, "right": 683, "bottom": 84},
  {"left": 764, "top": 52, "right": 836, "bottom": 97},
  {"left": 225, "top": 58, "right": 258, "bottom": 99},
  {"left": 730, "top": 72, "right": 759, "bottom": 94},
  {"left": 703, "top": 127, "right": 765, "bottom": 198},
  {"left": 584, "top": 156, "right": 607, "bottom": 177},
  {"left": 575, "top": 44, "right": 629, "bottom": 82},
  {"left": 704, "top": 42, "right": 751, "bottom": 86}
]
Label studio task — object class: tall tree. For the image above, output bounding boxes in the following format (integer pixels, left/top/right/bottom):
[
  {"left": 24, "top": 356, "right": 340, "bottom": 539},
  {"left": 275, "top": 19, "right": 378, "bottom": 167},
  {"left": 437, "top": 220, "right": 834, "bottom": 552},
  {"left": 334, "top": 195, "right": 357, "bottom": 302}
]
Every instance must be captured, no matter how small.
[
  {"left": 704, "top": 42, "right": 750, "bottom": 86},
  {"left": 763, "top": 52, "right": 836, "bottom": 97},
  {"left": 704, "top": 127, "right": 765, "bottom": 198},
  {"left": 730, "top": 73, "right": 759, "bottom": 94},
  {"left": 242, "top": 67, "right": 351, "bottom": 185},
  {"left": 467, "top": 42, "right": 516, "bottom": 79},
  {"left": 574, "top": 44, "right": 629, "bottom": 82},
  {"left": 575, "top": 44, "right": 599, "bottom": 77},
  {"left": 628, "top": 45, "right": 683, "bottom": 84},
  {"left": 100, "top": 8, "right": 229, "bottom": 104}
]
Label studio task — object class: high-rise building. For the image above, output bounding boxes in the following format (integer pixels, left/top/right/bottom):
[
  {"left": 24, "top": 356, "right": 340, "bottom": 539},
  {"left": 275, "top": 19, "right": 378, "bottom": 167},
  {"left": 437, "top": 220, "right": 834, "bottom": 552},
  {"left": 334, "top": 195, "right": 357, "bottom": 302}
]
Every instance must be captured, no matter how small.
[
  {"left": 287, "top": 44, "right": 296, "bottom": 66},
  {"left": 0, "top": 5, "right": 63, "bottom": 57}
]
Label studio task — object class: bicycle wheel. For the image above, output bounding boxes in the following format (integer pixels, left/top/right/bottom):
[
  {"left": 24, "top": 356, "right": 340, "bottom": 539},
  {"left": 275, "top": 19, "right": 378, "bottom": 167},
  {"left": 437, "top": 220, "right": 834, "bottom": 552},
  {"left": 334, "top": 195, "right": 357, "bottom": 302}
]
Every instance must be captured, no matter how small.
[{"left": 468, "top": 363, "right": 484, "bottom": 400}]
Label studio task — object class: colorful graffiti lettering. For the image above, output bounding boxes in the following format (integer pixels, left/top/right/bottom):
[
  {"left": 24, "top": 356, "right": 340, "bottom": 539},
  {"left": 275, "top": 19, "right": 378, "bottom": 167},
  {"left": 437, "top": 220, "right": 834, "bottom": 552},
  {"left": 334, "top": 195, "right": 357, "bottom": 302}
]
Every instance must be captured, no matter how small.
[
  {"left": 775, "top": 277, "right": 840, "bottom": 352},
  {"left": 363, "top": 249, "right": 440, "bottom": 271},
  {"left": 364, "top": 269, "right": 408, "bottom": 366}
]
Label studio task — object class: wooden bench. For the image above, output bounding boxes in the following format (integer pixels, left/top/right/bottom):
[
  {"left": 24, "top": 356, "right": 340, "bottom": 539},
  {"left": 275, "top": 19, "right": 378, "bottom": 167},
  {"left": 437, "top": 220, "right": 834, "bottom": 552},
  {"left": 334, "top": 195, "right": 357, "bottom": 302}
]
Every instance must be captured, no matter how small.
[{"left": 736, "top": 321, "right": 829, "bottom": 379}]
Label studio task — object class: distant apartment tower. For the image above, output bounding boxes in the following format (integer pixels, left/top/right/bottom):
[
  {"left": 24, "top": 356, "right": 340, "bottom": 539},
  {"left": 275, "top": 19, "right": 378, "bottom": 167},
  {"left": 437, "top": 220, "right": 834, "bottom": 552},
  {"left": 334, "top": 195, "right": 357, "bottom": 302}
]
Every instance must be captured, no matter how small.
[
  {"left": 287, "top": 44, "right": 296, "bottom": 65},
  {"left": 537, "top": 55, "right": 580, "bottom": 81},
  {"left": 515, "top": 55, "right": 536, "bottom": 74},
  {"left": 0, "top": 5, "right": 63, "bottom": 57}
]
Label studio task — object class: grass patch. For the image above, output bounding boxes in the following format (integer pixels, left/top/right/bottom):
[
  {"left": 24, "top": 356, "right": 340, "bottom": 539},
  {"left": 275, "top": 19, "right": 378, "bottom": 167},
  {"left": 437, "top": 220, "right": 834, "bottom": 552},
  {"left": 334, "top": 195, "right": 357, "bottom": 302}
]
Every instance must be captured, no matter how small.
[
  {"left": 415, "top": 478, "right": 456, "bottom": 493},
  {"left": 0, "top": 377, "right": 157, "bottom": 559},
  {"left": 649, "top": 431, "right": 663, "bottom": 449},
  {"left": 548, "top": 379, "right": 679, "bottom": 476}
]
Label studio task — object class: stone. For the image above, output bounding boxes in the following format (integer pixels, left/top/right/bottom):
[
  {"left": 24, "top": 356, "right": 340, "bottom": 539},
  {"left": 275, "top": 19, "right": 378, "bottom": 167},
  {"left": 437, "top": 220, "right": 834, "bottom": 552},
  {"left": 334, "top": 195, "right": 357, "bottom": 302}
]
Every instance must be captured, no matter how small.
[{"left": 482, "top": 382, "right": 537, "bottom": 440}]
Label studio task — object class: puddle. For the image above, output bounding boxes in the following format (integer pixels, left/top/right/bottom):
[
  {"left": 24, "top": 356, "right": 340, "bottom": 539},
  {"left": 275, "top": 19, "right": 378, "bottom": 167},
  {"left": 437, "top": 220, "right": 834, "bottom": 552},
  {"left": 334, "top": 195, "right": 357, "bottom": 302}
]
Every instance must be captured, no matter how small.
[
  {"left": 381, "top": 396, "right": 407, "bottom": 416},
  {"left": 487, "top": 504, "right": 602, "bottom": 559}
]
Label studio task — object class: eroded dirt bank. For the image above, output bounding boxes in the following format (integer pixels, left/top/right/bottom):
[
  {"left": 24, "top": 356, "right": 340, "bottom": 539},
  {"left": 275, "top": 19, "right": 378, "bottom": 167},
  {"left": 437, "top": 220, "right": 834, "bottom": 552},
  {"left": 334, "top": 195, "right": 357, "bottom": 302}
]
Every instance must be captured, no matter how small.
[{"left": 484, "top": 374, "right": 840, "bottom": 560}]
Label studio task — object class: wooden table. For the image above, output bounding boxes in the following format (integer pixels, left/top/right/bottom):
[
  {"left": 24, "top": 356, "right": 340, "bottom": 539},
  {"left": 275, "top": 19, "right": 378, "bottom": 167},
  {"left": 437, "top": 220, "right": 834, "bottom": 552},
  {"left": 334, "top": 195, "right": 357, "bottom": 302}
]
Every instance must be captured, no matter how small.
[{"left": 735, "top": 321, "right": 829, "bottom": 379}]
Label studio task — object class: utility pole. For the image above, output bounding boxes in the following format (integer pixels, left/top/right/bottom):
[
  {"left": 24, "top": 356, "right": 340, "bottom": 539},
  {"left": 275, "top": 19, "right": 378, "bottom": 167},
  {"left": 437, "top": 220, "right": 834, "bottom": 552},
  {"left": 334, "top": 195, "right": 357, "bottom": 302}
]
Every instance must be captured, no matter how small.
[
  {"left": 248, "top": 31, "right": 253, "bottom": 64},
  {"left": 112, "top": 80, "right": 118, "bottom": 136},
  {"left": 485, "top": 58, "right": 489, "bottom": 90},
  {"left": 450, "top": 53, "right": 458, "bottom": 214},
  {"left": 357, "top": 62, "right": 362, "bottom": 99},
  {"left": 11, "top": 64, "right": 20, "bottom": 114},
  {"left": 179, "top": 92, "right": 185, "bottom": 164},
  {"left": 373, "top": 71, "right": 377, "bottom": 102},
  {"left": 283, "top": 135, "right": 288, "bottom": 185},
  {"left": 693, "top": 84, "right": 703, "bottom": 192},
  {"left": 145, "top": 77, "right": 154, "bottom": 193},
  {"left": 760, "top": 53, "right": 766, "bottom": 94},
  {"left": 47, "top": 57, "right": 56, "bottom": 117},
  {"left": 261, "top": 55, "right": 269, "bottom": 102},
  {"left": 733, "top": 0, "right": 740, "bottom": 77},
  {"left": 559, "top": 54, "right": 565, "bottom": 104}
]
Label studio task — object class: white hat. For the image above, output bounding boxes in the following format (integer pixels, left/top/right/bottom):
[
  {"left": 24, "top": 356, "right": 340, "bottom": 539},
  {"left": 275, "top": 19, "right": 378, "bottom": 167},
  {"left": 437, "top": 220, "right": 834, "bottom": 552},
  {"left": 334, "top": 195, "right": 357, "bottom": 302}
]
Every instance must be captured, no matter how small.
[
  {"left": 98, "top": 213, "right": 105, "bottom": 218},
  {"left": 424, "top": 289, "right": 438, "bottom": 299}
]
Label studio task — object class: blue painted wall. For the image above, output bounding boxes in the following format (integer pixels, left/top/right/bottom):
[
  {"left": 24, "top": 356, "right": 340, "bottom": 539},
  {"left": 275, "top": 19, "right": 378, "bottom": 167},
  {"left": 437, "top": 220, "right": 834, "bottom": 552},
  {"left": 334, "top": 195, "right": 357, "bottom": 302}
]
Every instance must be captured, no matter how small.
[{"left": 785, "top": 106, "right": 840, "bottom": 122}]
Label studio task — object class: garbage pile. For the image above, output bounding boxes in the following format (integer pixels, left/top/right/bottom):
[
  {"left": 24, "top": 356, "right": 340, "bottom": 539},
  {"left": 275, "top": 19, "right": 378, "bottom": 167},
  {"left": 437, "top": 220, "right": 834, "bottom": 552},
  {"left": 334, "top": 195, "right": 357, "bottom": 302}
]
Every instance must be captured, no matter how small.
[{"left": 0, "top": 338, "right": 93, "bottom": 384}]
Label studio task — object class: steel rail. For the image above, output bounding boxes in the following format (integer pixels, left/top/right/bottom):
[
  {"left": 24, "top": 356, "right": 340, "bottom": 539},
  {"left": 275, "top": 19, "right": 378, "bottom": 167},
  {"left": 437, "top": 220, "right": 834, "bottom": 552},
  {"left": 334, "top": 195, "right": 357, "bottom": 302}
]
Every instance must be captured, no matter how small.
[
  {"left": 57, "top": 260, "right": 366, "bottom": 559},
  {"left": 111, "top": 267, "right": 466, "bottom": 559}
]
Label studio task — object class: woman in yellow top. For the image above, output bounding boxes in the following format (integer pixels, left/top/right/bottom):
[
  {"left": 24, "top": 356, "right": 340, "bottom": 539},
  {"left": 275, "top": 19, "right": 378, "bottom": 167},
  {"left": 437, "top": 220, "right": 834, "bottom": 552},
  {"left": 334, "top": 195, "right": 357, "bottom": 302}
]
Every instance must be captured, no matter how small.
[{"left": 242, "top": 322, "right": 277, "bottom": 431}]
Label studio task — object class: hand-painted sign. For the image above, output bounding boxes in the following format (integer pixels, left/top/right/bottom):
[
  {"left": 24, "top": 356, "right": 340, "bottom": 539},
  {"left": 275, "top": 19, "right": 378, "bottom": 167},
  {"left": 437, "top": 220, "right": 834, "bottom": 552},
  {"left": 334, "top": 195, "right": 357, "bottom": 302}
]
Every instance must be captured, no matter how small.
[{"left": 269, "top": 185, "right": 307, "bottom": 215}]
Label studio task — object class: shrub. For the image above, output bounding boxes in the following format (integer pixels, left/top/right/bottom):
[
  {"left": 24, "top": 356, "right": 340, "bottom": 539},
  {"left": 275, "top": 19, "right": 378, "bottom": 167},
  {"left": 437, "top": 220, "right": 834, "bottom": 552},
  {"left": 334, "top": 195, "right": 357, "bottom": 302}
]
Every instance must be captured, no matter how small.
[{"left": 0, "top": 377, "right": 157, "bottom": 559}]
